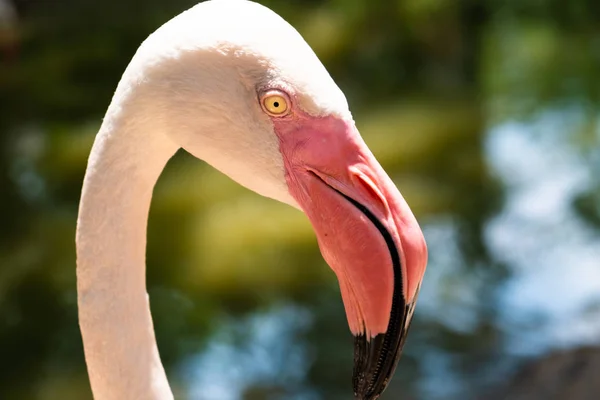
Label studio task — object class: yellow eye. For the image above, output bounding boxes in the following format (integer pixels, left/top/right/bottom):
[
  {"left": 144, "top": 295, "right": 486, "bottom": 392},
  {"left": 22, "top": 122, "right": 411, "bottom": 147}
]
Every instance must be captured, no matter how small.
[{"left": 261, "top": 91, "right": 290, "bottom": 116}]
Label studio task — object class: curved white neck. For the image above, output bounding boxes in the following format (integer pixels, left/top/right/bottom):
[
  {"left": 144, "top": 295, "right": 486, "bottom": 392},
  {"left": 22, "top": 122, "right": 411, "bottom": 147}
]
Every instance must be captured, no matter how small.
[{"left": 76, "top": 110, "right": 178, "bottom": 399}]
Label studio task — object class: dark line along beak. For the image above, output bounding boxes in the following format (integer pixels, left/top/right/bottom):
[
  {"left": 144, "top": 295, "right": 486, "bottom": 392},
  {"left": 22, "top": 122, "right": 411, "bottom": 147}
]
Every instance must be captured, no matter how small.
[{"left": 332, "top": 189, "right": 420, "bottom": 400}]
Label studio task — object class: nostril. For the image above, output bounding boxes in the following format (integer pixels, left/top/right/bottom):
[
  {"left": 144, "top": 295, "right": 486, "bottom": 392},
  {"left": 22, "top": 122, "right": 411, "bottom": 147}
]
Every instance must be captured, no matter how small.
[{"left": 352, "top": 172, "right": 388, "bottom": 216}]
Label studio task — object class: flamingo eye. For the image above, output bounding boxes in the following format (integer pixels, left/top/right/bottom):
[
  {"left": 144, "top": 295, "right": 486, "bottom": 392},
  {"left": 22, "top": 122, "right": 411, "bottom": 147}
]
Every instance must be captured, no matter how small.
[{"left": 261, "top": 90, "right": 290, "bottom": 116}]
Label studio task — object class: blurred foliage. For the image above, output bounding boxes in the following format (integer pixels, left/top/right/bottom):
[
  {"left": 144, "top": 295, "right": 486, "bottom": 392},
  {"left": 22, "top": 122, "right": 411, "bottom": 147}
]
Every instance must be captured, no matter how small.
[{"left": 0, "top": 0, "right": 599, "bottom": 399}]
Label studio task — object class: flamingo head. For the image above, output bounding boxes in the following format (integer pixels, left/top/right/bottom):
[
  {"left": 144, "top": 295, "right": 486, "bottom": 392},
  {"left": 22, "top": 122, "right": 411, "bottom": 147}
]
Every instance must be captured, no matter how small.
[{"left": 126, "top": 1, "right": 428, "bottom": 398}]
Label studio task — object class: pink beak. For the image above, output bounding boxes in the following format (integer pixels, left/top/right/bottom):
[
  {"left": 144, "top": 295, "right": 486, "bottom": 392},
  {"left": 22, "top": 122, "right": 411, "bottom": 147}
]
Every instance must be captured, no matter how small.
[{"left": 274, "top": 113, "right": 428, "bottom": 399}]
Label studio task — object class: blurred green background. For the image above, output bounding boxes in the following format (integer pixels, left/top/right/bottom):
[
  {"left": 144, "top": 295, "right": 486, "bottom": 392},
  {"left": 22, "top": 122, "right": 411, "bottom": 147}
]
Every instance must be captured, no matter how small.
[{"left": 1, "top": 0, "right": 600, "bottom": 399}]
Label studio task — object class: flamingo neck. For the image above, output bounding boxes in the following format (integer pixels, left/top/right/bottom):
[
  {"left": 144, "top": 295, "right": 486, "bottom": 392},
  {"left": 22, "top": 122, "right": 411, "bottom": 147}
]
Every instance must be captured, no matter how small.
[{"left": 76, "top": 108, "right": 178, "bottom": 399}]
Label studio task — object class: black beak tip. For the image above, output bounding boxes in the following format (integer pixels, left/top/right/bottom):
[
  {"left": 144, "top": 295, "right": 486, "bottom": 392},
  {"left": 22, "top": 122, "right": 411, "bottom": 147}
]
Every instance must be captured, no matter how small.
[
  {"left": 351, "top": 292, "right": 420, "bottom": 400},
  {"left": 352, "top": 333, "right": 395, "bottom": 400}
]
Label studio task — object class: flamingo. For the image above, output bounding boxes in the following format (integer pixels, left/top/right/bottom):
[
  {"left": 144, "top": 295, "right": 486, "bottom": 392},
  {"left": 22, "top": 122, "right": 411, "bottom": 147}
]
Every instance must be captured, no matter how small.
[{"left": 76, "top": 1, "right": 428, "bottom": 399}]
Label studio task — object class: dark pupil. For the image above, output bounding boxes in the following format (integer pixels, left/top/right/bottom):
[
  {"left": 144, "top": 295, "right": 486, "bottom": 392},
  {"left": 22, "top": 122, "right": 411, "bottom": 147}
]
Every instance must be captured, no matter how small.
[{"left": 273, "top": 101, "right": 279, "bottom": 108}]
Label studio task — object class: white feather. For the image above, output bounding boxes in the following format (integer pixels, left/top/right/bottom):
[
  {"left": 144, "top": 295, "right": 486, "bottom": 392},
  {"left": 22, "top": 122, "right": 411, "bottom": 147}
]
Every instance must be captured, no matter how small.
[
  {"left": 77, "top": 2, "right": 352, "bottom": 399},
  {"left": 107, "top": 0, "right": 351, "bottom": 205}
]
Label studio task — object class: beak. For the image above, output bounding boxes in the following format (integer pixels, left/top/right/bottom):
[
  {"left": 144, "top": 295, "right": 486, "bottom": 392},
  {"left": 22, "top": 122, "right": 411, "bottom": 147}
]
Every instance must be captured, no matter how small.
[
  {"left": 275, "top": 115, "right": 428, "bottom": 399},
  {"left": 318, "top": 174, "right": 423, "bottom": 400}
]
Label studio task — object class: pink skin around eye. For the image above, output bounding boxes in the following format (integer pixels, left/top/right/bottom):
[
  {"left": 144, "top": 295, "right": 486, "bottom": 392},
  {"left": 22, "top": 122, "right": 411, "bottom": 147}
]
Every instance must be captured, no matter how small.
[{"left": 271, "top": 105, "right": 428, "bottom": 338}]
